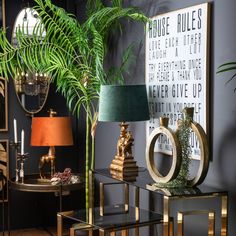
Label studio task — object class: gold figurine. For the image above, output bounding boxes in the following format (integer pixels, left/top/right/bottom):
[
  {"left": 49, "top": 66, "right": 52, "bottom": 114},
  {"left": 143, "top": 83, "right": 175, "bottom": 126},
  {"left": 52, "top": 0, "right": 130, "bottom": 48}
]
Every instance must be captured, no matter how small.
[{"left": 110, "top": 122, "right": 138, "bottom": 180}]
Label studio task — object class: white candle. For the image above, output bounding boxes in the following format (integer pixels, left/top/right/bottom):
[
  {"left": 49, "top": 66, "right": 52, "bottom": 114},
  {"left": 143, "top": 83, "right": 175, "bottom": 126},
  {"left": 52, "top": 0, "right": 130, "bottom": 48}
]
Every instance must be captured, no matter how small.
[
  {"left": 13, "top": 119, "right": 18, "bottom": 143},
  {"left": 21, "top": 129, "right": 24, "bottom": 155}
]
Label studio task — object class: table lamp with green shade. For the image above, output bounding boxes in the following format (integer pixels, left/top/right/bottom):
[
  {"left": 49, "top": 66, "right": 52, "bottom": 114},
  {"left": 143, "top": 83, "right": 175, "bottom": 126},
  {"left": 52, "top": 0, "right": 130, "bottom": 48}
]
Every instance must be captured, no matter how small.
[{"left": 98, "top": 85, "right": 150, "bottom": 179}]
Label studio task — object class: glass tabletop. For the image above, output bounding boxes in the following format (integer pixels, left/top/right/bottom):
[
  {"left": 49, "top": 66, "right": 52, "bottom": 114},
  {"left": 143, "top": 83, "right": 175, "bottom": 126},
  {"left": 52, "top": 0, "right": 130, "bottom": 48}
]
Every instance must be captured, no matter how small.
[
  {"left": 94, "top": 168, "right": 228, "bottom": 197},
  {"left": 59, "top": 204, "right": 163, "bottom": 231},
  {"left": 9, "top": 173, "right": 84, "bottom": 192}
]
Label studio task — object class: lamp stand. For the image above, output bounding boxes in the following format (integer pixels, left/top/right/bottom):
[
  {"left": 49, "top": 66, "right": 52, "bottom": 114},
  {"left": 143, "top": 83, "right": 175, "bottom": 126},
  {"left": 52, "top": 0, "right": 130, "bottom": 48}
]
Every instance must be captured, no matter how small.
[
  {"left": 39, "top": 146, "right": 56, "bottom": 179},
  {"left": 110, "top": 122, "right": 138, "bottom": 180}
]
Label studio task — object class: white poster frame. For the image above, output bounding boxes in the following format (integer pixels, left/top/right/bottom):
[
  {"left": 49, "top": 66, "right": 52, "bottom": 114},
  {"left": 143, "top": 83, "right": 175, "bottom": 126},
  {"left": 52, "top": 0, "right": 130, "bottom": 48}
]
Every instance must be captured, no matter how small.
[{"left": 145, "top": 3, "right": 210, "bottom": 159}]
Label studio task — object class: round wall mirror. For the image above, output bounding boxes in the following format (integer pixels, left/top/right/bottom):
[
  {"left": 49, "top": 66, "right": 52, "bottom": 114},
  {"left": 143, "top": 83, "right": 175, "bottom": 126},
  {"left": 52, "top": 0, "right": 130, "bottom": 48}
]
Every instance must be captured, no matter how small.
[{"left": 12, "top": 8, "right": 50, "bottom": 115}]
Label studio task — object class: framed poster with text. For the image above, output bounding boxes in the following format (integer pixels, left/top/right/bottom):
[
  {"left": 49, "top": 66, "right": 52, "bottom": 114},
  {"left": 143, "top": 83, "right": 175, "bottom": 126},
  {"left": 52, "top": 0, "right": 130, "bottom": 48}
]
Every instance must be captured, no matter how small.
[{"left": 145, "top": 3, "right": 210, "bottom": 159}]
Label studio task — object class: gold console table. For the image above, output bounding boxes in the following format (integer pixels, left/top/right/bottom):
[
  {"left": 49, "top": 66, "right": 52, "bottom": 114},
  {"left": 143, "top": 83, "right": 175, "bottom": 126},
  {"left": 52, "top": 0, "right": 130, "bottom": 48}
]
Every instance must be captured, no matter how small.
[
  {"left": 57, "top": 168, "right": 228, "bottom": 236},
  {"left": 94, "top": 168, "right": 228, "bottom": 236}
]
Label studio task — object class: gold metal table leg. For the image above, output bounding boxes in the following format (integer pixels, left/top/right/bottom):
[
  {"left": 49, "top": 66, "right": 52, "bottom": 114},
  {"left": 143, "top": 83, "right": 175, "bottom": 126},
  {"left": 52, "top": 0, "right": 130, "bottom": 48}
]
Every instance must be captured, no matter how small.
[
  {"left": 99, "top": 229, "right": 105, "bottom": 236},
  {"left": 177, "top": 212, "right": 183, "bottom": 236},
  {"left": 121, "top": 230, "right": 128, "bottom": 236},
  {"left": 57, "top": 213, "right": 63, "bottom": 236},
  {"left": 125, "top": 183, "right": 129, "bottom": 212},
  {"left": 89, "top": 170, "right": 94, "bottom": 225},
  {"left": 99, "top": 182, "right": 129, "bottom": 216},
  {"left": 100, "top": 182, "right": 104, "bottom": 216},
  {"left": 221, "top": 195, "right": 228, "bottom": 236},
  {"left": 163, "top": 196, "right": 170, "bottom": 236},
  {"left": 177, "top": 210, "right": 215, "bottom": 236},
  {"left": 69, "top": 223, "right": 94, "bottom": 236},
  {"left": 134, "top": 186, "right": 140, "bottom": 236},
  {"left": 70, "top": 227, "right": 75, "bottom": 236},
  {"left": 208, "top": 211, "right": 215, "bottom": 236},
  {"left": 169, "top": 220, "right": 174, "bottom": 236}
]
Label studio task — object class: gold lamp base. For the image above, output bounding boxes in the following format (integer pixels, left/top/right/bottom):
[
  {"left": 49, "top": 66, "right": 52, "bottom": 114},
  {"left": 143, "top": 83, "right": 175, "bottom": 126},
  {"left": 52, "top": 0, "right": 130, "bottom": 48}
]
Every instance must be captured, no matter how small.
[
  {"left": 39, "top": 146, "right": 56, "bottom": 179},
  {"left": 109, "top": 122, "right": 138, "bottom": 180}
]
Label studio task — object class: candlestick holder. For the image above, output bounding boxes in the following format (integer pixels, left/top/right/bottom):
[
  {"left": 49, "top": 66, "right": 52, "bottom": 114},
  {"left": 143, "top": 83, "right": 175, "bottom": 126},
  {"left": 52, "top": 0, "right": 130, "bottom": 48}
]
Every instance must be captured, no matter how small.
[
  {"left": 10, "top": 141, "right": 21, "bottom": 182},
  {"left": 16, "top": 153, "right": 29, "bottom": 184}
]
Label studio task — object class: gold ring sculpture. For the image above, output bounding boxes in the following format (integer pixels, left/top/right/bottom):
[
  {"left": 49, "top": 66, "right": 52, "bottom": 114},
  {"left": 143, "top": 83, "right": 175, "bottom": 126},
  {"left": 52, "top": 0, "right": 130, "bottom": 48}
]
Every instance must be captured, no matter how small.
[
  {"left": 146, "top": 108, "right": 209, "bottom": 187},
  {"left": 181, "top": 107, "right": 209, "bottom": 186},
  {"left": 146, "top": 117, "right": 182, "bottom": 183},
  {"left": 187, "top": 121, "right": 209, "bottom": 186}
]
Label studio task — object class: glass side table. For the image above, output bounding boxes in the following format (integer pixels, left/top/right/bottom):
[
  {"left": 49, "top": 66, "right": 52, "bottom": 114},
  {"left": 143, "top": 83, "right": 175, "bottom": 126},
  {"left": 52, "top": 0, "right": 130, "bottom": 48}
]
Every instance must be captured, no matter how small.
[
  {"left": 94, "top": 168, "right": 228, "bottom": 236},
  {"left": 57, "top": 204, "right": 163, "bottom": 236}
]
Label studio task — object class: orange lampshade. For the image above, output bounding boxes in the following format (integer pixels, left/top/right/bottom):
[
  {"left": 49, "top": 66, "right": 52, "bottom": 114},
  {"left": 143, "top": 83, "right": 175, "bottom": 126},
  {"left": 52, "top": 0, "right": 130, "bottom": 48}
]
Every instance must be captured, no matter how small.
[{"left": 31, "top": 117, "right": 73, "bottom": 146}]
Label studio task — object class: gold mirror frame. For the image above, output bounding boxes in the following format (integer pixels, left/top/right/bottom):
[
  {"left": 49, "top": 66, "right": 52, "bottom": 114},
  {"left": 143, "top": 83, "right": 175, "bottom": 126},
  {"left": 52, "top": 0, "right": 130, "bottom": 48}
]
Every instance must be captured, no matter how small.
[{"left": 11, "top": 7, "right": 50, "bottom": 115}]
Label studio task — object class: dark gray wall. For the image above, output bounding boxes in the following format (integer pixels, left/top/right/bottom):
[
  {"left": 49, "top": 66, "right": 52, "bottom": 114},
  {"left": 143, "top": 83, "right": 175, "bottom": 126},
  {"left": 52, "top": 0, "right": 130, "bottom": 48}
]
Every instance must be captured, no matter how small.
[{"left": 96, "top": 0, "right": 236, "bottom": 235}]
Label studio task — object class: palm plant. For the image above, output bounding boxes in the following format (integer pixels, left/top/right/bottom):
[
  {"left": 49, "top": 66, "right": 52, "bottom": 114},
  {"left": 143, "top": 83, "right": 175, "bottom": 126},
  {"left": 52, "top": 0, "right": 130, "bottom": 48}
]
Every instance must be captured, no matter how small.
[{"left": 0, "top": 0, "right": 148, "bottom": 209}]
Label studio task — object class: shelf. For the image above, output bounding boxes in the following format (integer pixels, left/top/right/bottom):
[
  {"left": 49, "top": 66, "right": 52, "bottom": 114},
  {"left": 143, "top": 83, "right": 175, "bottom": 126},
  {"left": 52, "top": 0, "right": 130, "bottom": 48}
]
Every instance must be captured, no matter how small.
[
  {"left": 59, "top": 204, "right": 163, "bottom": 231},
  {"left": 9, "top": 173, "right": 84, "bottom": 193},
  {"left": 94, "top": 168, "right": 228, "bottom": 197}
]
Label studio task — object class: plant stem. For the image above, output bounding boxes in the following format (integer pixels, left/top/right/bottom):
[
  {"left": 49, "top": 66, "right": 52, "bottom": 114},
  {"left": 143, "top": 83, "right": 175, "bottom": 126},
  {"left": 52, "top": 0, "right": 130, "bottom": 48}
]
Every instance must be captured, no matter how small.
[
  {"left": 91, "top": 136, "right": 95, "bottom": 170},
  {"left": 85, "top": 108, "right": 90, "bottom": 211}
]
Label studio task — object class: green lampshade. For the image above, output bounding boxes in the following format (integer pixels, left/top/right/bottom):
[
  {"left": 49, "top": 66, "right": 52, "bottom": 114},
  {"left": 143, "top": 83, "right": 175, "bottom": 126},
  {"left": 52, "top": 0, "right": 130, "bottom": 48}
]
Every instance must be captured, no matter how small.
[{"left": 98, "top": 85, "right": 150, "bottom": 122}]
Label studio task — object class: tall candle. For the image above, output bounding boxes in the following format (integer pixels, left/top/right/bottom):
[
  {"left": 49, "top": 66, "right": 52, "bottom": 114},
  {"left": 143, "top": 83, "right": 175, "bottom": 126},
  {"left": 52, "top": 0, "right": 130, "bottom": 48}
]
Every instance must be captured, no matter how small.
[
  {"left": 13, "top": 119, "right": 18, "bottom": 143},
  {"left": 21, "top": 129, "right": 24, "bottom": 155}
]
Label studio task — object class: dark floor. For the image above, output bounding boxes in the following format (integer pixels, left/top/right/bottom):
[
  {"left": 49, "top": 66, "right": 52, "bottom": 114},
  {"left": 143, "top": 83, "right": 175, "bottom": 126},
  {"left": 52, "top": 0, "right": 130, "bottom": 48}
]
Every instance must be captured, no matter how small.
[{"left": 4, "top": 227, "right": 57, "bottom": 236}]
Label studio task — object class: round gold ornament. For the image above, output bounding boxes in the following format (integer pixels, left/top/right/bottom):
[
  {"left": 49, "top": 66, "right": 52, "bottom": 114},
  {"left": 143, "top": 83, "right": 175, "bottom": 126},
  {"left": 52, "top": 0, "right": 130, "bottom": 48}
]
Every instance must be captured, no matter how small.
[
  {"left": 146, "top": 117, "right": 182, "bottom": 183},
  {"left": 187, "top": 121, "right": 209, "bottom": 186},
  {"left": 178, "top": 107, "right": 209, "bottom": 187}
]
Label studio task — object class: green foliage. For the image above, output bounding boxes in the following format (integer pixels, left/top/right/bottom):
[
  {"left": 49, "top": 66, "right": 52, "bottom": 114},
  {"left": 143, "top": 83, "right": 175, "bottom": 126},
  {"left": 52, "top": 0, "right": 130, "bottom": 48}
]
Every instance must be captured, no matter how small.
[
  {"left": 171, "top": 115, "right": 192, "bottom": 187},
  {"left": 0, "top": 0, "right": 148, "bottom": 123},
  {"left": 0, "top": 0, "right": 148, "bottom": 209},
  {"left": 217, "top": 61, "right": 236, "bottom": 92}
]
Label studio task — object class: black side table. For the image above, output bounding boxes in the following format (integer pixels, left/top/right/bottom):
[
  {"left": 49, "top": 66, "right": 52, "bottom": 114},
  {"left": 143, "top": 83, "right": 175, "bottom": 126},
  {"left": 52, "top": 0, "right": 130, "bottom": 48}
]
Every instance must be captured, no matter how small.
[{"left": 8, "top": 173, "right": 84, "bottom": 235}]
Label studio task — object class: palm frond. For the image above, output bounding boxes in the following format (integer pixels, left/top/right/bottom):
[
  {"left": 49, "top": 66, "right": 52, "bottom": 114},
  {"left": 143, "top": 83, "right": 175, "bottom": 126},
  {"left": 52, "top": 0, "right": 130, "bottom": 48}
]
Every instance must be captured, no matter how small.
[
  {"left": 217, "top": 61, "right": 236, "bottom": 91},
  {"left": 0, "top": 0, "right": 148, "bottom": 119},
  {"left": 112, "top": 0, "right": 122, "bottom": 8},
  {"left": 217, "top": 61, "right": 236, "bottom": 69},
  {"left": 217, "top": 66, "right": 236, "bottom": 74},
  {"left": 86, "top": 0, "right": 105, "bottom": 17}
]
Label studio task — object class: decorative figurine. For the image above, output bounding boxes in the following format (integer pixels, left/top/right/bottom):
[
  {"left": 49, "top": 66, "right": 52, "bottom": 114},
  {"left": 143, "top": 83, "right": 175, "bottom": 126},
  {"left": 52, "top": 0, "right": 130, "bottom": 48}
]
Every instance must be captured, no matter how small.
[
  {"left": 38, "top": 148, "right": 55, "bottom": 179},
  {"left": 110, "top": 122, "right": 138, "bottom": 178}
]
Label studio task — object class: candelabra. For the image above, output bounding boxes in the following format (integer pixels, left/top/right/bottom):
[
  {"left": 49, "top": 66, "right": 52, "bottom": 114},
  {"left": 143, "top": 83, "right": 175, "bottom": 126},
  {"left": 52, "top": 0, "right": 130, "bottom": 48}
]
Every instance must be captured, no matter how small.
[{"left": 10, "top": 141, "right": 21, "bottom": 182}]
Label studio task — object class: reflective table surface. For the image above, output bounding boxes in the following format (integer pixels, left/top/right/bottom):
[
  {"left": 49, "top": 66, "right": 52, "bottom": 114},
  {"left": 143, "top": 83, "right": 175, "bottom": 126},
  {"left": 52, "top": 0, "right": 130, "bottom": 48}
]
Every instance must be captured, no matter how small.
[
  {"left": 94, "top": 168, "right": 228, "bottom": 197},
  {"left": 9, "top": 173, "right": 84, "bottom": 192},
  {"left": 59, "top": 204, "right": 163, "bottom": 231}
]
